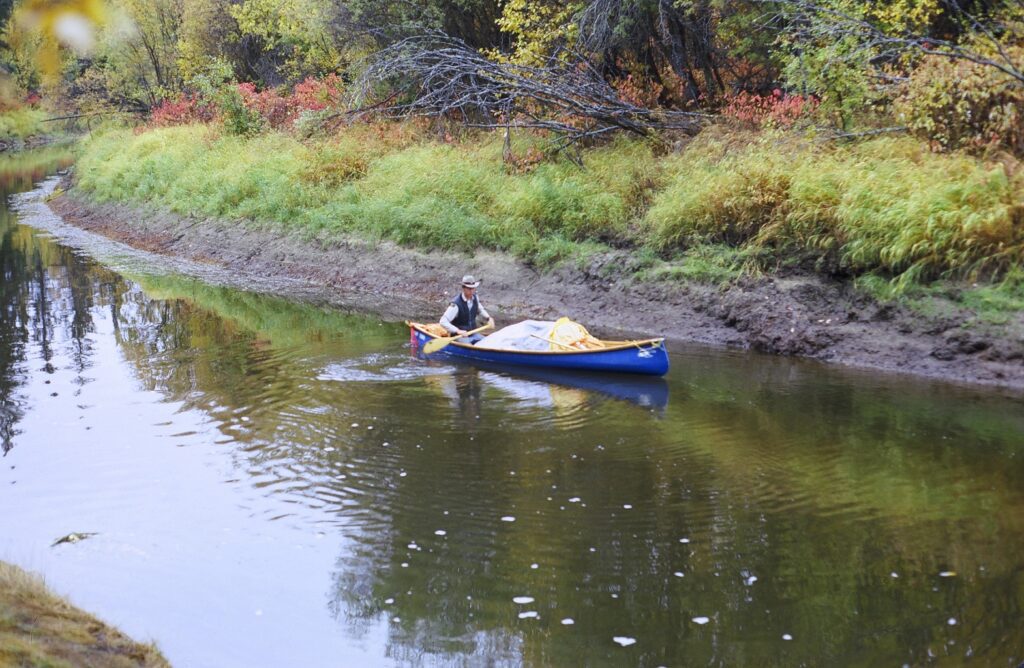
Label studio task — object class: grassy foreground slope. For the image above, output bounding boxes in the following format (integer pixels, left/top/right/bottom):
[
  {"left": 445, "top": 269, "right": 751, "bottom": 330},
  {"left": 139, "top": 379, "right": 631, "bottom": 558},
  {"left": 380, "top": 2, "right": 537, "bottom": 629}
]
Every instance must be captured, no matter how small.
[
  {"left": 75, "top": 123, "right": 1024, "bottom": 297},
  {"left": 0, "top": 561, "right": 169, "bottom": 667}
]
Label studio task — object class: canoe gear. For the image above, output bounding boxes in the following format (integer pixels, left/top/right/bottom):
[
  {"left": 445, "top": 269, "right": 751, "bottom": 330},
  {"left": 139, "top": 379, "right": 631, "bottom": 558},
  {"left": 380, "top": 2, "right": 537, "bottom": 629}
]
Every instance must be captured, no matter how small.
[{"left": 547, "top": 317, "right": 603, "bottom": 351}]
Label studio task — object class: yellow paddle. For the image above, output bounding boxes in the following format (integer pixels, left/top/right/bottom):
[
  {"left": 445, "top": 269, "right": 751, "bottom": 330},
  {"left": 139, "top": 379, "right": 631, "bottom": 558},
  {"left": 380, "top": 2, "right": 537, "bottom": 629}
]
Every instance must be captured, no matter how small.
[{"left": 422, "top": 322, "right": 494, "bottom": 354}]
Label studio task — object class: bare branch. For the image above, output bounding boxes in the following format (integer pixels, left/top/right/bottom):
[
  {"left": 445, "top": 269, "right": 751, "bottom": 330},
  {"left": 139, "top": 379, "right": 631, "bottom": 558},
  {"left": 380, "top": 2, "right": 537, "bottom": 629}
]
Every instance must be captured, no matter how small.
[
  {"left": 821, "top": 125, "right": 909, "bottom": 140},
  {"left": 348, "top": 33, "right": 709, "bottom": 147}
]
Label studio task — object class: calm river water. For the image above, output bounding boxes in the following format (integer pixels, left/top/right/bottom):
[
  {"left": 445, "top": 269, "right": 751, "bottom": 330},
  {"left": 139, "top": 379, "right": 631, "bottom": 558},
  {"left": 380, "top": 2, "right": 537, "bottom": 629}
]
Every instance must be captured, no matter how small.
[{"left": 1, "top": 149, "right": 1023, "bottom": 667}]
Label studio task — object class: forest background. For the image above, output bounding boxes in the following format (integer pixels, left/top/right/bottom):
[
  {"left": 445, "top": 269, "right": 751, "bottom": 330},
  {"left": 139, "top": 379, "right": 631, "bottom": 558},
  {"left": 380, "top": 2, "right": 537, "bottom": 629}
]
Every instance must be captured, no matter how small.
[{"left": 0, "top": 0, "right": 1022, "bottom": 314}]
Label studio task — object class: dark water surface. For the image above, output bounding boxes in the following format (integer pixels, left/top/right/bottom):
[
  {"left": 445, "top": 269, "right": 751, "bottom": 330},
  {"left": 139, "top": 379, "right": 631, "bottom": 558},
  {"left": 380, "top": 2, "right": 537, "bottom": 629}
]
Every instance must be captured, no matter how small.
[{"left": 2, "top": 150, "right": 1023, "bottom": 667}]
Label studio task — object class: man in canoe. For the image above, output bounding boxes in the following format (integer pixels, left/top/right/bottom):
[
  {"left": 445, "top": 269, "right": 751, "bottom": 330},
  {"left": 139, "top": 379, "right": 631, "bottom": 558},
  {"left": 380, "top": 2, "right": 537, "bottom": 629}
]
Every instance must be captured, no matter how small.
[{"left": 440, "top": 274, "right": 495, "bottom": 344}]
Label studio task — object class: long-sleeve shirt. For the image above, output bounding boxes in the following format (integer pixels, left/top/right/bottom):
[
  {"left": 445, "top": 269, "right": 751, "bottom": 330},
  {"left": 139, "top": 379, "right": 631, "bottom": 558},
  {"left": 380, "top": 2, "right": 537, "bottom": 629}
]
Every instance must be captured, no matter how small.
[{"left": 440, "top": 299, "right": 492, "bottom": 334}]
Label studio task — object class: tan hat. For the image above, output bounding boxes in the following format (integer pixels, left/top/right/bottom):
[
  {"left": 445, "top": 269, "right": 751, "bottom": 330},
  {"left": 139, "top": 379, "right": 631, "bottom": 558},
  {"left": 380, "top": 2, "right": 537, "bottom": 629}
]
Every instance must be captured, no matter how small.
[{"left": 461, "top": 274, "right": 481, "bottom": 288}]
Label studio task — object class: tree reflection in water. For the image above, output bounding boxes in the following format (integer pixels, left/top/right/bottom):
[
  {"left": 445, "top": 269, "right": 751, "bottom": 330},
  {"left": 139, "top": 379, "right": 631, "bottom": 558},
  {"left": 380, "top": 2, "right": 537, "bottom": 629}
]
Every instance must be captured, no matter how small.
[{"left": 0, "top": 147, "right": 78, "bottom": 454}]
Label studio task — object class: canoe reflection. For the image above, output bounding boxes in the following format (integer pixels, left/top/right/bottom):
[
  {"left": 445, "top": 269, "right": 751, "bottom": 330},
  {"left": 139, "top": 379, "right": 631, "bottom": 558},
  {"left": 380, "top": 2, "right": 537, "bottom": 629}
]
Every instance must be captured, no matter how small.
[{"left": 420, "top": 358, "right": 669, "bottom": 412}]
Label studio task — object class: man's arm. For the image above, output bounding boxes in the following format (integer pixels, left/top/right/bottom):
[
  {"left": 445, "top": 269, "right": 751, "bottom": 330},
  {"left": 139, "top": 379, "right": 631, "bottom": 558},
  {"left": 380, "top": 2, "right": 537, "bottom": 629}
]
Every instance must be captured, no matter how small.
[
  {"left": 440, "top": 303, "right": 463, "bottom": 335},
  {"left": 477, "top": 301, "right": 495, "bottom": 328}
]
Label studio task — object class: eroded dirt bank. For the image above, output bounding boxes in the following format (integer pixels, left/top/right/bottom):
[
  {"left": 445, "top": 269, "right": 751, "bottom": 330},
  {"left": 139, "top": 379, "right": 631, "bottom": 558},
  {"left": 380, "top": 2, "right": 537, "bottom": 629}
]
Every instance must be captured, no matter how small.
[{"left": 47, "top": 183, "right": 1024, "bottom": 392}]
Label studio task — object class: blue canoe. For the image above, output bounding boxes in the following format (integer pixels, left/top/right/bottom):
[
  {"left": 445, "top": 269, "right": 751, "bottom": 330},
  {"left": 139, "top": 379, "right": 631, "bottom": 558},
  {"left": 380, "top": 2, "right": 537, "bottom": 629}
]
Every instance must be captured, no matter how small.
[{"left": 408, "top": 322, "right": 670, "bottom": 376}]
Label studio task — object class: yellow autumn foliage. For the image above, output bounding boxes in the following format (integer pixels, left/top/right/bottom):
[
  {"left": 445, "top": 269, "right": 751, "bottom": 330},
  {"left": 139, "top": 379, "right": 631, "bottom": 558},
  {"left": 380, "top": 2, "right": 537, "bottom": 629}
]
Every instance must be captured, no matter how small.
[
  {"left": 10, "top": 0, "right": 107, "bottom": 78},
  {"left": 494, "top": 0, "right": 582, "bottom": 66}
]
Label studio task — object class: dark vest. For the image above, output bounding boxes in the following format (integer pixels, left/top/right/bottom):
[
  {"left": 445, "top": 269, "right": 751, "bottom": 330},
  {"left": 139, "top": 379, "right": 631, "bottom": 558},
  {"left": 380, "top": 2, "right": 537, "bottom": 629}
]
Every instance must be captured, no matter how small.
[{"left": 451, "top": 293, "right": 479, "bottom": 330}]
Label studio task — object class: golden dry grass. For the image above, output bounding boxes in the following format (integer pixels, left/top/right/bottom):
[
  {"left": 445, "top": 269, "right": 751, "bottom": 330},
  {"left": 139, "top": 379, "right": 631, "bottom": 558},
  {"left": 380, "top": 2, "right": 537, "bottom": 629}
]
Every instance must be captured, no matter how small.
[{"left": 0, "top": 561, "right": 169, "bottom": 668}]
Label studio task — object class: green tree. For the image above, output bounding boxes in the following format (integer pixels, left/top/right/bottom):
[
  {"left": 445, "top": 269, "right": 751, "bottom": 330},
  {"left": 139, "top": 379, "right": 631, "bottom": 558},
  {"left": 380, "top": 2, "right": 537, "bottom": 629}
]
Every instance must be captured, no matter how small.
[
  {"left": 344, "top": 0, "right": 504, "bottom": 50},
  {"left": 576, "top": 0, "right": 731, "bottom": 105},
  {"left": 177, "top": 0, "right": 267, "bottom": 84},
  {"left": 120, "top": 0, "right": 183, "bottom": 93},
  {"left": 72, "top": 0, "right": 184, "bottom": 108},
  {"left": 771, "top": 0, "right": 1023, "bottom": 128},
  {"left": 494, "top": 0, "right": 583, "bottom": 65},
  {"left": 229, "top": 0, "right": 344, "bottom": 81}
]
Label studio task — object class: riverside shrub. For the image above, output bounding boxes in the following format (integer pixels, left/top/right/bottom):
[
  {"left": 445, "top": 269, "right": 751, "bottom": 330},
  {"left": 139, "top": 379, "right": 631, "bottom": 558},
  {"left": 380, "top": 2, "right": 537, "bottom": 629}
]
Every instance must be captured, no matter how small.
[
  {"left": 237, "top": 75, "right": 344, "bottom": 131},
  {"left": 149, "top": 74, "right": 344, "bottom": 134},
  {"left": 721, "top": 90, "right": 820, "bottom": 129},
  {"left": 895, "top": 45, "right": 1024, "bottom": 155},
  {"left": 149, "top": 95, "right": 215, "bottom": 128},
  {"left": 0, "top": 107, "right": 48, "bottom": 140},
  {"left": 644, "top": 133, "right": 1024, "bottom": 282}
]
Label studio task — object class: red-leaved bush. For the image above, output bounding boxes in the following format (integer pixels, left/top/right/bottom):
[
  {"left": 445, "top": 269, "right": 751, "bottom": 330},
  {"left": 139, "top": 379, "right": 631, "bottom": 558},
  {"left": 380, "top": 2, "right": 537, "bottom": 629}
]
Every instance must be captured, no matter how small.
[
  {"left": 238, "top": 74, "right": 345, "bottom": 130},
  {"left": 721, "top": 90, "right": 819, "bottom": 129},
  {"left": 148, "top": 94, "right": 216, "bottom": 128},
  {"left": 147, "top": 75, "right": 345, "bottom": 133},
  {"left": 613, "top": 72, "right": 665, "bottom": 109},
  {"left": 237, "top": 83, "right": 291, "bottom": 129},
  {"left": 290, "top": 74, "right": 344, "bottom": 112}
]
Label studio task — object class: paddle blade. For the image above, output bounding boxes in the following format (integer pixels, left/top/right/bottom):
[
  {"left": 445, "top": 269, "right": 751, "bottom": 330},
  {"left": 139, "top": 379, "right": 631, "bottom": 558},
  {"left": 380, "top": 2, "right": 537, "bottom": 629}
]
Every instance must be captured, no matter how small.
[
  {"left": 421, "top": 322, "right": 491, "bottom": 354},
  {"left": 422, "top": 336, "right": 455, "bottom": 354}
]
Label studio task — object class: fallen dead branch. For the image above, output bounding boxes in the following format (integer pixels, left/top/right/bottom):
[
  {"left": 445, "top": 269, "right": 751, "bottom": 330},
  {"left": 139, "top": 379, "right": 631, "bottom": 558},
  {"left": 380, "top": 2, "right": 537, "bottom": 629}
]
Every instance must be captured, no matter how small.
[{"left": 348, "top": 33, "right": 709, "bottom": 150}]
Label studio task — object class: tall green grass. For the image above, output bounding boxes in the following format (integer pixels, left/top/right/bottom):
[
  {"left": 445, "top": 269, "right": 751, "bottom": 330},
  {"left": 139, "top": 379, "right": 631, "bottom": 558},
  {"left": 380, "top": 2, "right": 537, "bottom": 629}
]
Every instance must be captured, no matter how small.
[
  {"left": 644, "top": 131, "right": 1024, "bottom": 284},
  {"left": 856, "top": 267, "right": 1024, "bottom": 325},
  {"left": 76, "top": 126, "right": 653, "bottom": 264},
  {"left": 76, "top": 124, "right": 1023, "bottom": 285},
  {"left": 0, "top": 108, "right": 49, "bottom": 141}
]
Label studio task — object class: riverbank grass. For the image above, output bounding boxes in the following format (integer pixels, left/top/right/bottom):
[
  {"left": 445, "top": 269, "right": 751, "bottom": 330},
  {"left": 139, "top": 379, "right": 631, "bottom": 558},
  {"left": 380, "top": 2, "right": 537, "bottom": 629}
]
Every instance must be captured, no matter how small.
[
  {"left": 75, "top": 123, "right": 1023, "bottom": 290},
  {"left": 0, "top": 108, "right": 49, "bottom": 142},
  {"left": 0, "top": 561, "right": 169, "bottom": 667},
  {"left": 643, "top": 130, "right": 1024, "bottom": 284},
  {"left": 857, "top": 267, "right": 1024, "bottom": 327}
]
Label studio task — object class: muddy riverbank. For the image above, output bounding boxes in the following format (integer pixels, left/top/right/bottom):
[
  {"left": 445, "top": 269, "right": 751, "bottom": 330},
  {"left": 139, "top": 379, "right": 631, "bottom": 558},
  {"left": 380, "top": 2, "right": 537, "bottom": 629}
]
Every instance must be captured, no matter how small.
[
  {"left": 0, "top": 134, "right": 67, "bottom": 153},
  {"left": 44, "top": 178, "right": 1024, "bottom": 391}
]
